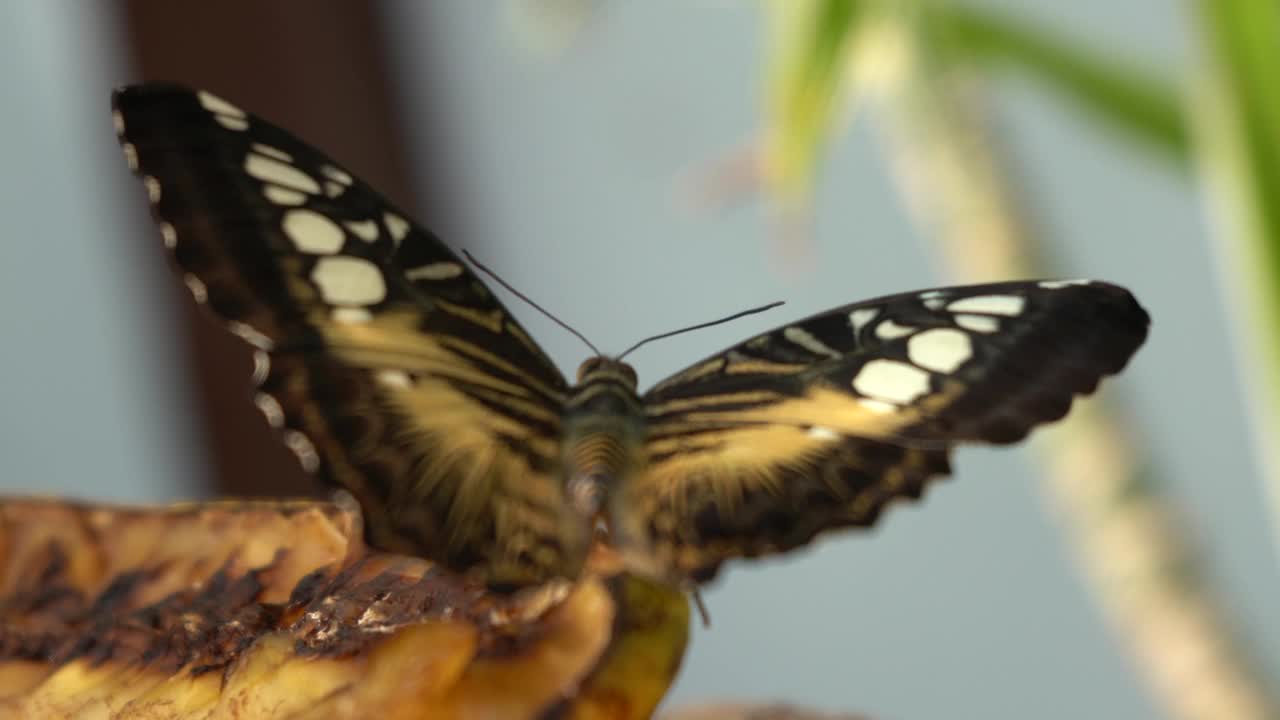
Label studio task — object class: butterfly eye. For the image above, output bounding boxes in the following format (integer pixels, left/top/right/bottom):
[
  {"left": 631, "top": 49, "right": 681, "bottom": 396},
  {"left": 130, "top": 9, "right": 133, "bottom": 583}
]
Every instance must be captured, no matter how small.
[
  {"left": 618, "top": 363, "right": 638, "bottom": 388},
  {"left": 575, "top": 357, "right": 603, "bottom": 383}
]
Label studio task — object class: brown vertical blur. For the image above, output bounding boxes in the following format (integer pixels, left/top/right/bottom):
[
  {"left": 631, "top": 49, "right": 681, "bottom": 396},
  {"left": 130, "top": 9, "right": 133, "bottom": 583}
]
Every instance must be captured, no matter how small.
[{"left": 115, "top": 2, "right": 428, "bottom": 497}]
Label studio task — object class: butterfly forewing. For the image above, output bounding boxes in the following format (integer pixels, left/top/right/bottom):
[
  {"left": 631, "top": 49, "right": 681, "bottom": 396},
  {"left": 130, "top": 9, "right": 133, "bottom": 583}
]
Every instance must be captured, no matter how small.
[
  {"left": 632, "top": 280, "right": 1148, "bottom": 581},
  {"left": 113, "top": 84, "right": 586, "bottom": 587}
]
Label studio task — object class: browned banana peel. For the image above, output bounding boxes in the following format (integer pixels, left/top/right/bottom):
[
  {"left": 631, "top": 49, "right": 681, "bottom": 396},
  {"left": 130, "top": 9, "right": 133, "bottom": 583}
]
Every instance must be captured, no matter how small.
[{"left": 0, "top": 499, "right": 689, "bottom": 719}]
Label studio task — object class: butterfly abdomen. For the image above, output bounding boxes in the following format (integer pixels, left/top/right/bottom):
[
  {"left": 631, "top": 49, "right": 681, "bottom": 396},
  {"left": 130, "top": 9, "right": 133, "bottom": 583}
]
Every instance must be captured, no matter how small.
[
  {"left": 561, "top": 424, "right": 643, "bottom": 524},
  {"left": 570, "top": 432, "right": 630, "bottom": 477}
]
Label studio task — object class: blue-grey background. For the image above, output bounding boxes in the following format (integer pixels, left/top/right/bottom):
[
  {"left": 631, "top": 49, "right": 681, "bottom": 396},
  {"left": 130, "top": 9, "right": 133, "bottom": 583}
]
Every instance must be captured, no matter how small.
[{"left": 2, "top": 2, "right": 1275, "bottom": 718}]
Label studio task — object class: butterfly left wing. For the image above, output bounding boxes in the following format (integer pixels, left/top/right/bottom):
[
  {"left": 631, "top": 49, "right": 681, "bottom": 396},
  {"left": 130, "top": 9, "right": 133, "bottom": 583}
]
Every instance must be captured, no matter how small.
[
  {"left": 621, "top": 280, "right": 1149, "bottom": 582},
  {"left": 113, "top": 85, "right": 586, "bottom": 588}
]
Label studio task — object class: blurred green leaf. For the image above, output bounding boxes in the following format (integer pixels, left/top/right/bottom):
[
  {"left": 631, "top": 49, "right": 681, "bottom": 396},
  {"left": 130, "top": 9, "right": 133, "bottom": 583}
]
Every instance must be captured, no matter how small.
[
  {"left": 1196, "top": 0, "right": 1280, "bottom": 291},
  {"left": 1191, "top": 0, "right": 1280, "bottom": 551},
  {"left": 934, "top": 2, "right": 1188, "bottom": 164},
  {"left": 764, "top": 0, "right": 866, "bottom": 204},
  {"left": 762, "top": 0, "right": 1187, "bottom": 210}
]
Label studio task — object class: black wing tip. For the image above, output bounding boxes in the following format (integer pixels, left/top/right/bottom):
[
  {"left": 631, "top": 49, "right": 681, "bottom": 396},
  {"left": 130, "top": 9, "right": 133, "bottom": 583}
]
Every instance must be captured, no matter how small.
[
  {"left": 969, "top": 281, "right": 1150, "bottom": 445},
  {"left": 112, "top": 84, "right": 221, "bottom": 118},
  {"left": 1035, "top": 278, "right": 1150, "bottom": 363},
  {"left": 1092, "top": 279, "right": 1150, "bottom": 323},
  {"left": 112, "top": 82, "right": 177, "bottom": 106},
  {"left": 921, "top": 280, "right": 1148, "bottom": 446},
  {"left": 1089, "top": 281, "right": 1151, "bottom": 369}
]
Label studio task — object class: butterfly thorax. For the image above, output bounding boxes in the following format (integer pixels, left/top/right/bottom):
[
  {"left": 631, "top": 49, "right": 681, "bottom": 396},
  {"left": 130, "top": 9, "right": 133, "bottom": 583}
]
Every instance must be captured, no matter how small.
[{"left": 563, "top": 357, "right": 646, "bottom": 525}]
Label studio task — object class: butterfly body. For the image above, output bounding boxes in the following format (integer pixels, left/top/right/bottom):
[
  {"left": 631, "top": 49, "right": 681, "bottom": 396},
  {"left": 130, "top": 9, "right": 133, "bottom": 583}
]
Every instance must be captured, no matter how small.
[
  {"left": 563, "top": 356, "right": 645, "bottom": 515},
  {"left": 113, "top": 84, "right": 1150, "bottom": 591}
]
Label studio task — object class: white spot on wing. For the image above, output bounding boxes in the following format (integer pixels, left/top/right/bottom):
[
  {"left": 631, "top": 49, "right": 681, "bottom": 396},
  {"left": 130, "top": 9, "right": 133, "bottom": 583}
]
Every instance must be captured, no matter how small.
[
  {"left": 112, "top": 110, "right": 125, "bottom": 135},
  {"left": 405, "top": 262, "right": 464, "bottom": 281},
  {"left": 250, "top": 143, "right": 292, "bottom": 162},
  {"left": 322, "top": 165, "right": 353, "bottom": 185},
  {"left": 849, "top": 308, "right": 878, "bottom": 334},
  {"left": 947, "top": 294, "right": 1025, "bottom": 316},
  {"left": 858, "top": 398, "right": 899, "bottom": 414},
  {"left": 919, "top": 290, "right": 949, "bottom": 309},
  {"left": 955, "top": 314, "right": 998, "bottom": 334},
  {"left": 1039, "top": 279, "right": 1092, "bottom": 289},
  {"left": 783, "top": 326, "right": 841, "bottom": 359},
  {"left": 283, "top": 209, "right": 345, "bottom": 254},
  {"left": 852, "top": 359, "right": 931, "bottom": 404},
  {"left": 227, "top": 321, "right": 274, "bottom": 350},
  {"left": 159, "top": 222, "right": 177, "bottom": 249},
  {"left": 343, "top": 219, "right": 379, "bottom": 242},
  {"left": 184, "top": 275, "right": 208, "bottom": 303},
  {"left": 312, "top": 257, "right": 386, "bottom": 305},
  {"left": 245, "top": 153, "right": 320, "bottom": 194},
  {"left": 875, "top": 319, "right": 916, "bottom": 340},
  {"left": 908, "top": 328, "right": 972, "bottom": 373},
  {"left": 197, "top": 90, "right": 246, "bottom": 118},
  {"left": 215, "top": 115, "right": 249, "bottom": 131},
  {"left": 282, "top": 430, "right": 320, "bottom": 472},
  {"left": 807, "top": 426, "right": 841, "bottom": 441},
  {"left": 324, "top": 180, "right": 345, "bottom": 198},
  {"left": 332, "top": 307, "right": 373, "bottom": 324},
  {"left": 263, "top": 185, "right": 308, "bottom": 206},
  {"left": 376, "top": 370, "right": 413, "bottom": 389},
  {"left": 251, "top": 351, "right": 271, "bottom": 385},
  {"left": 122, "top": 143, "right": 138, "bottom": 171},
  {"left": 254, "top": 393, "right": 285, "bottom": 428},
  {"left": 143, "top": 176, "right": 161, "bottom": 203},
  {"left": 384, "top": 213, "right": 411, "bottom": 244}
]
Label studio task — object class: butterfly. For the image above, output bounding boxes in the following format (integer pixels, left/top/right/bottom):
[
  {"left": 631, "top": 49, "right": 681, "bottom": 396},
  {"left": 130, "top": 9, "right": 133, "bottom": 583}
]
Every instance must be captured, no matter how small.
[{"left": 113, "top": 84, "right": 1149, "bottom": 590}]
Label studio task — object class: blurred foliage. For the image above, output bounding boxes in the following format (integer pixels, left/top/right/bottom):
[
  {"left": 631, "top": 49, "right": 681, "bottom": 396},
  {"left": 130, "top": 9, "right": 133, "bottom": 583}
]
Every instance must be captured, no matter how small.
[
  {"left": 935, "top": 3, "right": 1187, "bottom": 163},
  {"left": 1191, "top": 0, "right": 1280, "bottom": 556},
  {"left": 757, "top": 1, "right": 1280, "bottom": 719},
  {"left": 763, "top": 0, "right": 866, "bottom": 204},
  {"left": 507, "top": 0, "right": 603, "bottom": 53},
  {"left": 761, "top": 0, "right": 1189, "bottom": 200}
]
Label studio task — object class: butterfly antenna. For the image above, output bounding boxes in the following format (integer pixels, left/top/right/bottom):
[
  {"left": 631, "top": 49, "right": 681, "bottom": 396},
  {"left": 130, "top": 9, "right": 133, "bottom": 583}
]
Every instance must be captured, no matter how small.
[
  {"left": 462, "top": 250, "right": 601, "bottom": 356},
  {"left": 691, "top": 587, "right": 712, "bottom": 628},
  {"left": 616, "top": 300, "right": 785, "bottom": 361}
]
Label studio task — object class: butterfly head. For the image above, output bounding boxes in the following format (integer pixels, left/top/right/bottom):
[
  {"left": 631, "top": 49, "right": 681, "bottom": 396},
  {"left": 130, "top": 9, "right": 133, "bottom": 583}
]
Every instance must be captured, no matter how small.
[{"left": 574, "top": 356, "right": 638, "bottom": 390}]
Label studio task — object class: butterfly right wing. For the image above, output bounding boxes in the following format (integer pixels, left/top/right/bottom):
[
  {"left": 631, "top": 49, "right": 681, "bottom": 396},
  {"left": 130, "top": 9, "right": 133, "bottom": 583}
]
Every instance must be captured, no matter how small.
[
  {"left": 113, "top": 84, "right": 586, "bottom": 587},
  {"left": 627, "top": 280, "right": 1149, "bottom": 582}
]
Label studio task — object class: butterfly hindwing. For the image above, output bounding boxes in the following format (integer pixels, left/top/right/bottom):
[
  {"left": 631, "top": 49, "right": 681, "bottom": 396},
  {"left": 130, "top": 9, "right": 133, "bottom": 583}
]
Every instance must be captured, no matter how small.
[
  {"left": 631, "top": 280, "right": 1149, "bottom": 581},
  {"left": 113, "top": 84, "right": 587, "bottom": 587}
]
